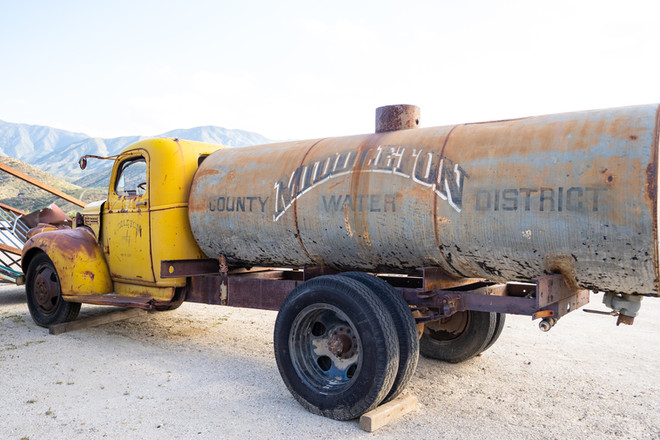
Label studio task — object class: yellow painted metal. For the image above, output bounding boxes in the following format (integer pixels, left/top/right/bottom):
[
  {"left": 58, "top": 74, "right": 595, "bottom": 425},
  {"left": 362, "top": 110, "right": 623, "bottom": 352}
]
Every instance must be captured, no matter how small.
[
  {"left": 21, "top": 228, "right": 113, "bottom": 296},
  {"left": 81, "top": 200, "right": 104, "bottom": 238},
  {"left": 99, "top": 138, "right": 223, "bottom": 289},
  {"left": 112, "top": 281, "right": 175, "bottom": 302},
  {"left": 23, "top": 137, "right": 223, "bottom": 304},
  {"left": 151, "top": 205, "right": 207, "bottom": 287},
  {"left": 102, "top": 148, "right": 155, "bottom": 283},
  {"left": 144, "top": 138, "right": 222, "bottom": 285}
]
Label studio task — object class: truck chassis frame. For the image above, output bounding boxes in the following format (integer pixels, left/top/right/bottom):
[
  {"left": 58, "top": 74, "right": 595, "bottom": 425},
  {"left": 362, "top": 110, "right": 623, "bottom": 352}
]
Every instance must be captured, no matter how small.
[{"left": 160, "top": 258, "right": 590, "bottom": 331}]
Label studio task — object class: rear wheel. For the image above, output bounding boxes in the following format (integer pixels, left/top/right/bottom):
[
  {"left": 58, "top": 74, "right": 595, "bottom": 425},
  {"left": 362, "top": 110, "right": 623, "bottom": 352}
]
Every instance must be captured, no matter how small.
[
  {"left": 420, "top": 310, "right": 496, "bottom": 363},
  {"left": 274, "top": 275, "right": 399, "bottom": 420},
  {"left": 25, "top": 253, "right": 81, "bottom": 327},
  {"left": 482, "top": 313, "right": 506, "bottom": 353},
  {"left": 340, "top": 272, "right": 419, "bottom": 402}
]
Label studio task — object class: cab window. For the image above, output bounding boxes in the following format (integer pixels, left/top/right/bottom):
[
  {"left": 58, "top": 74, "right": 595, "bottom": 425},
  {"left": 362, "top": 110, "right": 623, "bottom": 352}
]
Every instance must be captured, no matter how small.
[{"left": 115, "top": 157, "right": 147, "bottom": 197}]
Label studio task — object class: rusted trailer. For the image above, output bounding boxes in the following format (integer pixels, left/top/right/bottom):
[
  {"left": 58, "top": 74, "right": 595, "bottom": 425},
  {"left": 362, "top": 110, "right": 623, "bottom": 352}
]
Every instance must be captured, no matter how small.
[{"left": 20, "top": 104, "right": 659, "bottom": 420}]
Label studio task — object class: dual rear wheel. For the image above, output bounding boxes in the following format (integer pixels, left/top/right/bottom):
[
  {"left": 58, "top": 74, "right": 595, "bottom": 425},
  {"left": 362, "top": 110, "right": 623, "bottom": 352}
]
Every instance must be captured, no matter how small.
[
  {"left": 274, "top": 274, "right": 507, "bottom": 420},
  {"left": 273, "top": 274, "right": 419, "bottom": 421}
]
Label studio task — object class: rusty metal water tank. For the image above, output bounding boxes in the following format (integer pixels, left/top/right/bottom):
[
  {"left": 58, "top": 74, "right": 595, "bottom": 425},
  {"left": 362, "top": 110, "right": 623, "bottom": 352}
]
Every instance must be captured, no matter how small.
[{"left": 188, "top": 104, "right": 660, "bottom": 296}]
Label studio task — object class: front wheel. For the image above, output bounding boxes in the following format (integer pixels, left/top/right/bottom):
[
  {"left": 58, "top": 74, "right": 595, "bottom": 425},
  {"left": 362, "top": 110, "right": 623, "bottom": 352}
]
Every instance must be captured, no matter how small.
[
  {"left": 274, "top": 275, "right": 399, "bottom": 420},
  {"left": 25, "top": 253, "right": 81, "bottom": 327}
]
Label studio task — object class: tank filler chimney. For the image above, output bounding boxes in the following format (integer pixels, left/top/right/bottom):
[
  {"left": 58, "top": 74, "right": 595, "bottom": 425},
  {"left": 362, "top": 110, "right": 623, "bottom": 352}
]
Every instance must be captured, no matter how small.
[{"left": 375, "top": 104, "right": 420, "bottom": 133}]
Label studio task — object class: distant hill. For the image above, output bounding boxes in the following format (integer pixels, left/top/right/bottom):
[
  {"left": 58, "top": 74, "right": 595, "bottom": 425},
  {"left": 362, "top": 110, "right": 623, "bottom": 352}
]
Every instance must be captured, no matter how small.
[
  {"left": 0, "top": 157, "right": 105, "bottom": 214},
  {"left": 0, "top": 121, "right": 89, "bottom": 161},
  {"left": 0, "top": 119, "right": 271, "bottom": 188}
]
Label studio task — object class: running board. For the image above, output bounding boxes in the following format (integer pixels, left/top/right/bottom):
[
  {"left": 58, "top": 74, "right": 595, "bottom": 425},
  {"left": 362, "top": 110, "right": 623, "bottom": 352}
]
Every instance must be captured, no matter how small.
[{"left": 62, "top": 293, "right": 156, "bottom": 310}]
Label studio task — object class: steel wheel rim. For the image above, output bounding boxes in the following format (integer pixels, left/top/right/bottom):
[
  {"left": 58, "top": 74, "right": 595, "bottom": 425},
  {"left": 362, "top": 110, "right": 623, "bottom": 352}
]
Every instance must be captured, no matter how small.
[
  {"left": 33, "top": 264, "right": 61, "bottom": 316},
  {"left": 289, "top": 303, "right": 363, "bottom": 395}
]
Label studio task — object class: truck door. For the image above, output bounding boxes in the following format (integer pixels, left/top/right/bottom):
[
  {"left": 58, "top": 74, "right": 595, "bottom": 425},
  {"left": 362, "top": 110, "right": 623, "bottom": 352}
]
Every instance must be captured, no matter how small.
[{"left": 102, "top": 150, "right": 155, "bottom": 283}]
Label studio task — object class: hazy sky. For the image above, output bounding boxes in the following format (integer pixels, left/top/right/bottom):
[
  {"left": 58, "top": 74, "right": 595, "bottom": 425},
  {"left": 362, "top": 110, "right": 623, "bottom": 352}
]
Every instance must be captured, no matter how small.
[{"left": 2, "top": 0, "right": 660, "bottom": 141}]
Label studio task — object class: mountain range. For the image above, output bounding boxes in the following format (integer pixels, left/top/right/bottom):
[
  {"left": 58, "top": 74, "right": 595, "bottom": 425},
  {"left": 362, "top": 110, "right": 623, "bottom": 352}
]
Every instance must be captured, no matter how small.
[{"left": 0, "top": 119, "right": 271, "bottom": 188}]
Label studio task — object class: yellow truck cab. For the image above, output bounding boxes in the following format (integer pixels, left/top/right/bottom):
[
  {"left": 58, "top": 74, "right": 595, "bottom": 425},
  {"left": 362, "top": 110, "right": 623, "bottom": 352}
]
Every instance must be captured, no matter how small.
[{"left": 21, "top": 138, "right": 224, "bottom": 324}]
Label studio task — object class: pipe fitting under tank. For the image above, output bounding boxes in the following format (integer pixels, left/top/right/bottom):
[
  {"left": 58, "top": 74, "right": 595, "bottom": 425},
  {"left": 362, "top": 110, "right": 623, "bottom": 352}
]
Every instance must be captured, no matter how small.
[
  {"left": 539, "top": 317, "right": 557, "bottom": 332},
  {"left": 603, "top": 293, "right": 643, "bottom": 325}
]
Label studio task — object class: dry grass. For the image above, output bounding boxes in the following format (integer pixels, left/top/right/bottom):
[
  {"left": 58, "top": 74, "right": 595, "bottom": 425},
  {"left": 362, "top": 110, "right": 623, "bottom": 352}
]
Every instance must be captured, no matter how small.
[{"left": 0, "top": 156, "right": 106, "bottom": 213}]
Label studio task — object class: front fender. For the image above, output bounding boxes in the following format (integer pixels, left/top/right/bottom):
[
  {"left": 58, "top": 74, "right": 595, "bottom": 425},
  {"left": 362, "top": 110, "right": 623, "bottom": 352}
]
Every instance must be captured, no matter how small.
[{"left": 22, "top": 227, "right": 113, "bottom": 296}]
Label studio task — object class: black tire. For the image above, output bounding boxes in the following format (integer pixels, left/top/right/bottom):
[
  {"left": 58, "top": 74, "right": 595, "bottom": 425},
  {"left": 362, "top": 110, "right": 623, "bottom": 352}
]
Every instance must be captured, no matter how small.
[
  {"left": 481, "top": 313, "right": 506, "bottom": 353},
  {"left": 274, "top": 275, "right": 399, "bottom": 420},
  {"left": 340, "top": 272, "right": 419, "bottom": 402},
  {"left": 25, "top": 253, "right": 81, "bottom": 327},
  {"left": 420, "top": 310, "right": 496, "bottom": 363}
]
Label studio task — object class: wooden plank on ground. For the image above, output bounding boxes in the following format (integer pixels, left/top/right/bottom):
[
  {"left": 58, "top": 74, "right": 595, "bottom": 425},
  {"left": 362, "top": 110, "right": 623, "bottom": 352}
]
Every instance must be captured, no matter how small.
[
  {"left": 49, "top": 308, "right": 147, "bottom": 335},
  {"left": 359, "top": 393, "right": 417, "bottom": 433}
]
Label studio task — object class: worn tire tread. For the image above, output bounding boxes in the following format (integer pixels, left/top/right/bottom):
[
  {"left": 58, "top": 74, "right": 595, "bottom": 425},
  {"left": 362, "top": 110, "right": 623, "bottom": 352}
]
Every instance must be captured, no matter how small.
[
  {"left": 481, "top": 313, "right": 506, "bottom": 353},
  {"left": 340, "top": 272, "right": 419, "bottom": 402}
]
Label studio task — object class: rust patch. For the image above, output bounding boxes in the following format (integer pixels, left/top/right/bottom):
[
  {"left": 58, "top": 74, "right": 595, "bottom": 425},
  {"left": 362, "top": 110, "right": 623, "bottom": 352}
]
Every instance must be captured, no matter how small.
[
  {"left": 293, "top": 138, "right": 328, "bottom": 265},
  {"left": 26, "top": 227, "right": 103, "bottom": 260},
  {"left": 351, "top": 136, "right": 377, "bottom": 260},
  {"left": 544, "top": 254, "right": 578, "bottom": 290},
  {"left": 433, "top": 125, "right": 463, "bottom": 277},
  {"left": 375, "top": 104, "right": 420, "bottom": 133},
  {"left": 646, "top": 160, "right": 657, "bottom": 201},
  {"left": 653, "top": 104, "right": 660, "bottom": 292}
]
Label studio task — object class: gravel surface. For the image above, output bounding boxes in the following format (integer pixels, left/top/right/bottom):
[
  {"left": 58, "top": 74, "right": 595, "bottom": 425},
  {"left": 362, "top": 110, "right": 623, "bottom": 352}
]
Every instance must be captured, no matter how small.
[{"left": 1, "top": 284, "right": 658, "bottom": 440}]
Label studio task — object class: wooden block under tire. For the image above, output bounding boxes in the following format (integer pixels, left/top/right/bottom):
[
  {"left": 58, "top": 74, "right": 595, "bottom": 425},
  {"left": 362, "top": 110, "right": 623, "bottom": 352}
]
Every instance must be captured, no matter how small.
[{"left": 359, "top": 393, "right": 417, "bottom": 432}]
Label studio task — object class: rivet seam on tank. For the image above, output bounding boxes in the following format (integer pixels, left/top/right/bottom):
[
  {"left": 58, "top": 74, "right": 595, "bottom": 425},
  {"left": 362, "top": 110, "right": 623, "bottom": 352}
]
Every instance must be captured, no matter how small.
[{"left": 272, "top": 145, "right": 468, "bottom": 221}]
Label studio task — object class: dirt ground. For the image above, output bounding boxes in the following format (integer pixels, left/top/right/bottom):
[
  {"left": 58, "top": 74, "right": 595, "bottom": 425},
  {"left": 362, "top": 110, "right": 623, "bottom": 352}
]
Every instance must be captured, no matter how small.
[{"left": 0, "top": 283, "right": 658, "bottom": 440}]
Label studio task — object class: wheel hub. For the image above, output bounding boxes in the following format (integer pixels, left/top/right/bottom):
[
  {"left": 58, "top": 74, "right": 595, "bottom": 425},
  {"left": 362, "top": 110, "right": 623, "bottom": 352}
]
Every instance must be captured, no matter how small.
[
  {"left": 328, "top": 333, "right": 352, "bottom": 357},
  {"left": 33, "top": 267, "right": 59, "bottom": 313},
  {"left": 289, "top": 304, "right": 362, "bottom": 394}
]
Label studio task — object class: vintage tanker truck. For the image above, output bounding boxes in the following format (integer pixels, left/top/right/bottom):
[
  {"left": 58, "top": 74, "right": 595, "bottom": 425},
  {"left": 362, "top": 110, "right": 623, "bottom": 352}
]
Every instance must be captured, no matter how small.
[{"left": 20, "top": 104, "right": 659, "bottom": 420}]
